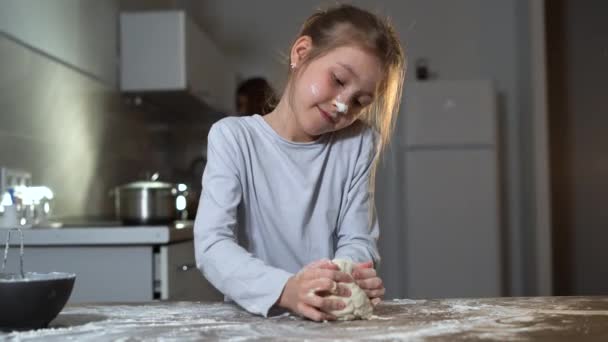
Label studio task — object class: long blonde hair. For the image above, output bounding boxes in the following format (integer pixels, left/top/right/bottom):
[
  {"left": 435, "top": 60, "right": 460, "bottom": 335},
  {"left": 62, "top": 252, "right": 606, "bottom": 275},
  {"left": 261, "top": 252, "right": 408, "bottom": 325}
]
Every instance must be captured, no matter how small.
[{"left": 286, "top": 4, "right": 406, "bottom": 194}]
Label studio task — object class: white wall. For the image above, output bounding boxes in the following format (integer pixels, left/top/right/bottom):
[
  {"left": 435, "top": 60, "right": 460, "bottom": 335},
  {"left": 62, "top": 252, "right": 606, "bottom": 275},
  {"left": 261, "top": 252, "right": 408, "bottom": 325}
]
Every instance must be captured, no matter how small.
[
  {"left": 0, "top": 0, "right": 175, "bottom": 217},
  {"left": 0, "top": 0, "right": 233, "bottom": 219},
  {"left": 0, "top": 0, "right": 548, "bottom": 298}
]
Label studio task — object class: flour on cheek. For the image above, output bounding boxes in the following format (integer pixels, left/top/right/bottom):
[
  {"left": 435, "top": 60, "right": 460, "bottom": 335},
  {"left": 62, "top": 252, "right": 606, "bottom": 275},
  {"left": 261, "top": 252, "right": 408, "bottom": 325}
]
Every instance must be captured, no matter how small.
[{"left": 310, "top": 84, "right": 320, "bottom": 97}]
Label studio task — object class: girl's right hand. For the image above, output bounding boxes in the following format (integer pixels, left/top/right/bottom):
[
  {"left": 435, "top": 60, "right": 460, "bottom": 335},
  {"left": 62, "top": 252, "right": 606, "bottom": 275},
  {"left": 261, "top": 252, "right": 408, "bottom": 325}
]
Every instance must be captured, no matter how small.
[{"left": 277, "top": 259, "right": 353, "bottom": 321}]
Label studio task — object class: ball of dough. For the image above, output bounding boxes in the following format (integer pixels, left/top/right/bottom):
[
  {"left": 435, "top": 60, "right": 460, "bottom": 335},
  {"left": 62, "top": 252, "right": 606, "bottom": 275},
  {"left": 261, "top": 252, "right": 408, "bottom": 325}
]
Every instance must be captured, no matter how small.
[{"left": 326, "top": 259, "right": 373, "bottom": 320}]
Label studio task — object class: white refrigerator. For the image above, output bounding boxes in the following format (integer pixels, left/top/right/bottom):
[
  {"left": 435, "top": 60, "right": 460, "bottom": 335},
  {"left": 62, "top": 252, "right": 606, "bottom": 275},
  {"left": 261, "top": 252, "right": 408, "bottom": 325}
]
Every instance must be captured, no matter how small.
[{"left": 378, "top": 80, "right": 502, "bottom": 299}]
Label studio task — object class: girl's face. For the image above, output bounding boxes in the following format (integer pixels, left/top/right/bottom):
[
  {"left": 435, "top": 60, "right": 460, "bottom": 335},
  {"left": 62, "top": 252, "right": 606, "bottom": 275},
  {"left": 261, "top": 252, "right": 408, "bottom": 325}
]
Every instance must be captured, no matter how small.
[{"left": 290, "top": 43, "right": 383, "bottom": 139}]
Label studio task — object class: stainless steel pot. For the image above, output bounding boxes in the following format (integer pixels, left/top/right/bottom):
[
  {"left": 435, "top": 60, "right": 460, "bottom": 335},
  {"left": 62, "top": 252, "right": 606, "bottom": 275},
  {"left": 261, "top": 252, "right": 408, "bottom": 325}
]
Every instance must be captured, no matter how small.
[{"left": 111, "top": 178, "right": 186, "bottom": 224}]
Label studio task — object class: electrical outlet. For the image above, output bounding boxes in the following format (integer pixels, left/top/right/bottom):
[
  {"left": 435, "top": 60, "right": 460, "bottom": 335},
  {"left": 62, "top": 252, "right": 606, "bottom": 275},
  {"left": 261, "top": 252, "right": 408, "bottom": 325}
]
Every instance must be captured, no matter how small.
[{"left": 0, "top": 167, "right": 32, "bottom": 195}]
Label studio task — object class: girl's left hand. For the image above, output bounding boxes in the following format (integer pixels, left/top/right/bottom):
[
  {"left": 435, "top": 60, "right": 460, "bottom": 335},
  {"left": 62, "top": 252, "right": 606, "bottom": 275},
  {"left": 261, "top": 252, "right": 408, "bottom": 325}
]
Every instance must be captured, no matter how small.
[{"left": 353, "top": 261, "right": 384, "bottom": 306}]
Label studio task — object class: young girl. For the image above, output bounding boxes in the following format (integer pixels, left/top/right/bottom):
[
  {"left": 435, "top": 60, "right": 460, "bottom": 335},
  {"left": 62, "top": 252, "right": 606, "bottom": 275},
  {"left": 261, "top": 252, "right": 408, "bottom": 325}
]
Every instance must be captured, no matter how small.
[{"left": 194, "top": 4, "right": 405, "bottom": 321}]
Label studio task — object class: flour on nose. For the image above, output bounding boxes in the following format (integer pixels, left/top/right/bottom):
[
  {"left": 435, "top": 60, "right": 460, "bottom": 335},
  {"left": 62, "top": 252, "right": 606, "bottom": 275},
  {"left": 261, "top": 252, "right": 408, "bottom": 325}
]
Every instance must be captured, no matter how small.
[{"left": 334, "top": 99, "right": 348, "bottom": 114}]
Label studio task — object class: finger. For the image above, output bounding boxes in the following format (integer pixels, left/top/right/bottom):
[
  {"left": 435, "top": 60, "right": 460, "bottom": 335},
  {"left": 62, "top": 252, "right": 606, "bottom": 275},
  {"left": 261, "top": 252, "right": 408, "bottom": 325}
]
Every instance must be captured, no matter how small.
[
  {"left": 316, "top": 283, "right": 352, "bottom": 298},
  {"left": 321, "top": 312, "right": 337, "bottom": 321},
  {"left": 356, "top": 277, "right": 383, "bottom": 290},
  {"left": 363, "top": 287, "right": 385, "bottom": 299},
  {"left": 371, "top": 298, "right": 382, "bottom": 306},
  {"left": 305, "top": 268, "right": 353, "bottom": 283},
  {"left": 335, "top": 283, "right": 352, "bottom": 298},
  {"left": 305, "top": 278, "right": 336, "bottom": 295},
  {"left": 318, "top": 262, "right": 340, "bottom": 271},
  {"left": 353, "top": 267, "right": 377, "bottom": 280},
  {"left": 297, "top": 302, "right": 335, "bottom": 322},
  {"left": 303, "top": 292, "right": 346, "bottom": 313},
  {"left": 305, "top": 259, "right": 338, "bottom": 270},
  {"left": 333, "top": 270, "right": 355, "bottom": 283},
  {"left": 319, "top": 298, "right": 347, "bottom": 313},
  {"left": 354, "top": 261, "right": 374, "bottom": 269}
]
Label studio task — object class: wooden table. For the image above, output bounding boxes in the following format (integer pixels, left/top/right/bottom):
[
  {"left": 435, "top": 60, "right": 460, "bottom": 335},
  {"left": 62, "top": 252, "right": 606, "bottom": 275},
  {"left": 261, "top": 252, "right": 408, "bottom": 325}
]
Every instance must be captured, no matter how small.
[{"left": 2, "top": 297, "right": 608, "bottom": 341}]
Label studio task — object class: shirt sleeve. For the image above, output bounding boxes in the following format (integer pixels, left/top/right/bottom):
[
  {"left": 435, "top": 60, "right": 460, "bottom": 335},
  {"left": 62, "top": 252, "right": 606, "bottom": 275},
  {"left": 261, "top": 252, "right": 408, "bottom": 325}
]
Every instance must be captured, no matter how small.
[
  {"left": 194, "top": 121, "right": 292, "bottom": 317},
  {"left": 334, "top": 128, "right": 381, "bottom": 267}
]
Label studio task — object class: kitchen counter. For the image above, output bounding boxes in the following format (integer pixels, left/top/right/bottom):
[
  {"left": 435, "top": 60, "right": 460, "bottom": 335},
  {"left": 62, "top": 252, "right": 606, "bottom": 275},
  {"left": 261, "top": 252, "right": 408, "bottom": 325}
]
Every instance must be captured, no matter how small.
[
  {"left": 4, "top": 220, "right": 193, "bottom": 245},
  {"left": 2, "top": 297, "right": 608, "bottom": 341},
  {"left": 1, "top": 220, "right": 215, "bottom": 303}
]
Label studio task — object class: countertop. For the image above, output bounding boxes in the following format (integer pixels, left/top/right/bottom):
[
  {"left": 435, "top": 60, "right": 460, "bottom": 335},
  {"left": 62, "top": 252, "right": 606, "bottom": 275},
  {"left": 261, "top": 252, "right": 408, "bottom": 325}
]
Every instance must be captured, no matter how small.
[
  {"left": 2, "top": 220, "right": 194, "bottom": 245},
  {"left": 2, "top": 296, "right": 608, "bottom": 341}
]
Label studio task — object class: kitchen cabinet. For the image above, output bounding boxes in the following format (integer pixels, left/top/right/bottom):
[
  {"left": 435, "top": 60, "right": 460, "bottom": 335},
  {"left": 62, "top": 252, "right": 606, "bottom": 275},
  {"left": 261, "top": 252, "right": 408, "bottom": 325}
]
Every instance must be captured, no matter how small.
[
  {"left": 120, "top": 11, "right": 235, "bottom": 113},
  {"left": 2, "top": 224, "right": 223, "bottom": 303},
  {"left": 156, "top": 240, "right": 221, "bottom": 301},
  {"left": 0, "top": 1, "right": 119, "bottom": 85}
]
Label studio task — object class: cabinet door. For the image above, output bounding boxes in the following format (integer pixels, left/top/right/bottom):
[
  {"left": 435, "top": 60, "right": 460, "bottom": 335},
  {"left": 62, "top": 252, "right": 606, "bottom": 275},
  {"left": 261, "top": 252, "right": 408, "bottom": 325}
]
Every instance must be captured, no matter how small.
[
  {"left": 405, "top": 149, "right": 502, "bottom": 298},
  {"left": 3, "top": 246, "right": 154, "bottom": 303},
  {"left": 404, "top": 80, "right": 497, "bottom": 147},
  {"left": 159, "top": 240, "right": 223, "bottom": 301},
  {"left": 1, "top": 1, "right": 119, "bottom": 84},
  {"left": 120, "top": 11, "right": 187, "bottom": 90}
]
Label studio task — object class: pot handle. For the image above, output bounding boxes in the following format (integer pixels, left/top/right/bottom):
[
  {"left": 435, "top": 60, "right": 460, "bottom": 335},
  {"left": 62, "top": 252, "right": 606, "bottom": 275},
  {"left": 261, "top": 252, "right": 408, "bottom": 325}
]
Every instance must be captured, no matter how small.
[
  {"left": 147, "top": 172, "right": 160, "bottom": 181},
  {"left": 175, "top": 183, "right": 189, "bottom": 220}
]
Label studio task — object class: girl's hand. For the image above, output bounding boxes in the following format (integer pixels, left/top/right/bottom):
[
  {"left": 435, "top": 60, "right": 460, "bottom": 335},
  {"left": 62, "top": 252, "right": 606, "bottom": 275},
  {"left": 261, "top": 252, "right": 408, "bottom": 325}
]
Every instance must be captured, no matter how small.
[
  {"left": 277, "top": 259, "right": 353, "bottom": 321},
  {"left": 353, "top": 261, "right": 384, "bottom": 306}
]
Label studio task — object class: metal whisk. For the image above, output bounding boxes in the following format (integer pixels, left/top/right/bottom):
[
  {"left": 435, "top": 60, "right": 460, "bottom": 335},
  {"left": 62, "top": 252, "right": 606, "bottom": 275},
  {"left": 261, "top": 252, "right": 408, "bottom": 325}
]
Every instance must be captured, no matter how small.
[{"left": 2, "top": 228, "right": 25, "bottom": 279}]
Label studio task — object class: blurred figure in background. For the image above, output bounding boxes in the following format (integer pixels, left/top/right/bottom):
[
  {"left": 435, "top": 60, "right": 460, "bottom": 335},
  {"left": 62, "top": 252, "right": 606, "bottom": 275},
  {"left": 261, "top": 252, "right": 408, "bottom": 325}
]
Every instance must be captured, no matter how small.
[{"left": 235, "top": 77, "right": 277, "bottom": 115}]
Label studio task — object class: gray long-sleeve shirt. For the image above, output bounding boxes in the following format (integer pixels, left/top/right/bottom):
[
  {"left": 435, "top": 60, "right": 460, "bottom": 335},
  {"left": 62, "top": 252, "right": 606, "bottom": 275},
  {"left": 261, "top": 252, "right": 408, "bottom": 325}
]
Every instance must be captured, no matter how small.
[{"left": 194, "top": 114, "right": 380, "bottom": 317}]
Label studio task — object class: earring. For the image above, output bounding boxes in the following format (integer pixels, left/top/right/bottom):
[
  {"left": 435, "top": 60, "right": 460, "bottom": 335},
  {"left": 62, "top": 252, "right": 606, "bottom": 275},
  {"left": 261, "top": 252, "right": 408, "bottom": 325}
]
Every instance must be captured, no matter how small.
[{"left": 290, "top": 62, "right": 296, "bottom": 69}]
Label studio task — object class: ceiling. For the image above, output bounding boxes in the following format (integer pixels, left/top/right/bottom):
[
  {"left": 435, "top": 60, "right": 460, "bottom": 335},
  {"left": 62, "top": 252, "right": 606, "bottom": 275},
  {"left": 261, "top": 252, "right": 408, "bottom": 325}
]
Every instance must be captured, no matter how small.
[
  {"left": 191, "top": 0, "right": 357, "bottom": 56},
  {"left": 120, "top": 0, "right": 352, "bottom": 80}
]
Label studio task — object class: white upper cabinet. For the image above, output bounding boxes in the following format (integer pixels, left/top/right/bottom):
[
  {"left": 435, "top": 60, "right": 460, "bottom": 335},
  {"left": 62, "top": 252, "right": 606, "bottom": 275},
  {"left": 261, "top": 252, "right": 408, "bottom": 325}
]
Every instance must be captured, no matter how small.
[
  {"left": 120, "top": 11, "right": 234, "bottom": 113},
  {"left": 0, "top": 1, "right": 119, "bottom": 86}
]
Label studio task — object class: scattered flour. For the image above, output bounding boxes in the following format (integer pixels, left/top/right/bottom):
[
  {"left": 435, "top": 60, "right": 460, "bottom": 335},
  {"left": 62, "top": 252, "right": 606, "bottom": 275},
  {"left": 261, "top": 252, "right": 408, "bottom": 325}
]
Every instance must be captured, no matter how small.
[{"left": 2, "top": 298, "right": 605, "bottom": 341}]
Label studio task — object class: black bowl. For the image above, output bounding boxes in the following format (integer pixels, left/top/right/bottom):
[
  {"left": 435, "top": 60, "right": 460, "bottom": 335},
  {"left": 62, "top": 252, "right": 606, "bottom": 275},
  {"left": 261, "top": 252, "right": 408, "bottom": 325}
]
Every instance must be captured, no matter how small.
[{"left": 0, "top": 272, "right": 76, "bottom": 331}]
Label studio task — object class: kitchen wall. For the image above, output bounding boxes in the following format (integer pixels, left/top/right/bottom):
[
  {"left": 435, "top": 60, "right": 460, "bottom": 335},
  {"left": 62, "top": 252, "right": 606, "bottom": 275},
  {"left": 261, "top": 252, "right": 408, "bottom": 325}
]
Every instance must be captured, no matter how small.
[
  {"left": 0, "top": 0, "right": 554, "bottom": 299},
  {"left": 0, "top": 0, "right": 212, "bottom": 218},
  {"left": 548, "top": 0, "right": 608, "bottom": 295},
  {"left": 0, "top": 35, "right": 161, "bottom": 217},
  {"left": 191, "top": 0, "right": 546, "bottom": 297}
]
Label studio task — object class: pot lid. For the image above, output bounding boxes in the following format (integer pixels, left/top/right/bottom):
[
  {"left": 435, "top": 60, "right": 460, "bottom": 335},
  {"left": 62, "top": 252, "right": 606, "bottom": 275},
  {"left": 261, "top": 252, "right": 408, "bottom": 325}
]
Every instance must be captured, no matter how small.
[{"left": 119, "top": 181, "right": 174, "bottom": 190}]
